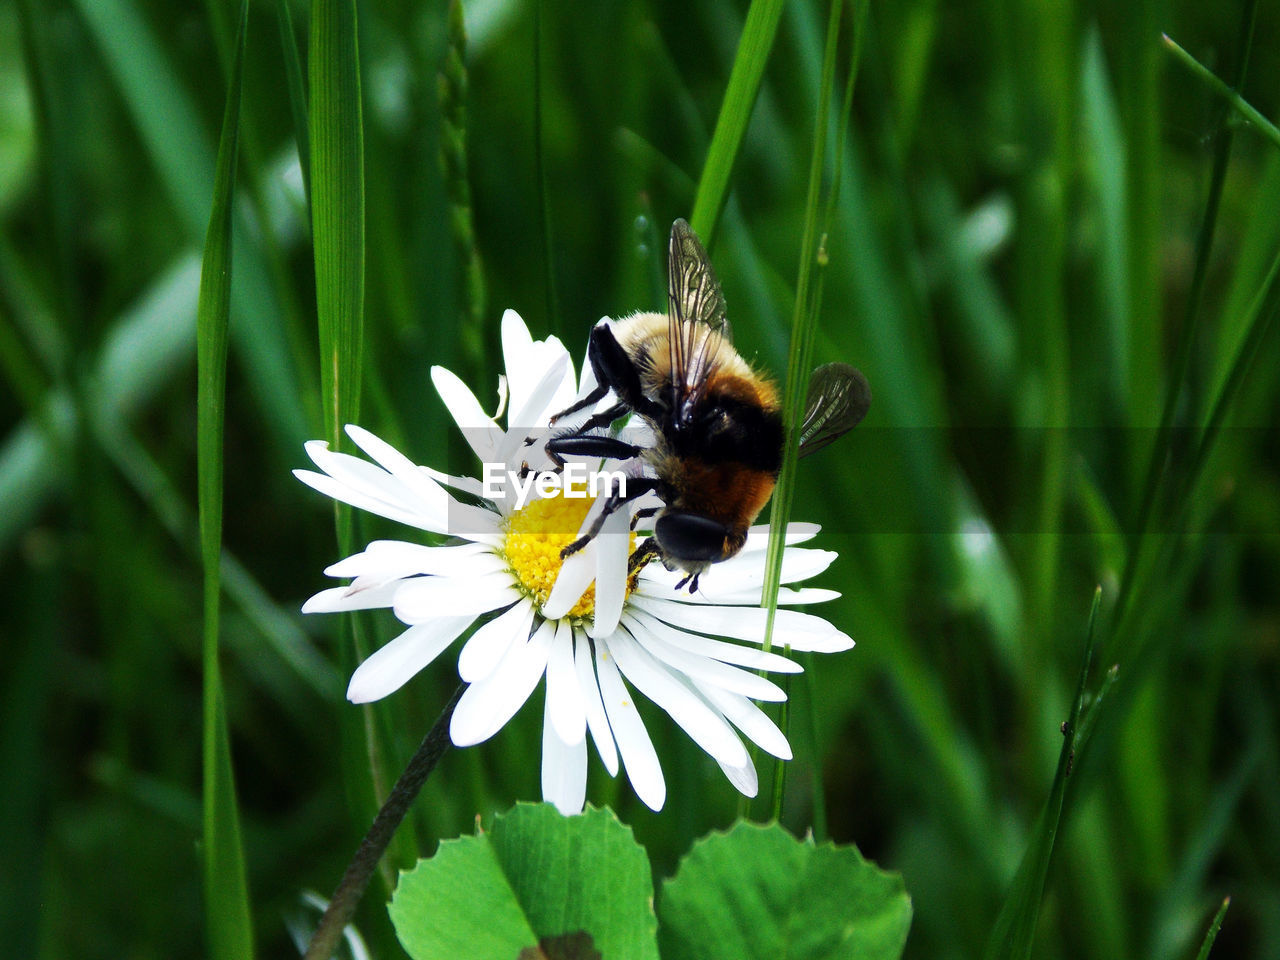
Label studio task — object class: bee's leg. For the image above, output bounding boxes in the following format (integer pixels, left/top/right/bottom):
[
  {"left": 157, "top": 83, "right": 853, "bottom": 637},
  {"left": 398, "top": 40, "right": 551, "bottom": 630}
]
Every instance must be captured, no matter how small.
[
  {"left": 546, "top": 381, "right": 609, "bottom": 427},
  {"left": 543, "top": 321, "right": 643, "bottom": 429},
  {"left": 559, "top": 477, "right": 661, "bottom": 559},
  {"left": 584, "top": 324, "right": 666, "bottom": 420},
  {"left": 544, "top": 434, "right": 645, "bottom": 468},
  {"left": 629, "top": 506, "right": 658, "bottom": 530},
  {"left": 570, "top": 401, "right": 631, "bottom": 434},
  {"left": 537, "top": 401, "right": 633, "bottom": 464},
  {"left": 627, "top": 536, "right": 663, "bottom": 573}
]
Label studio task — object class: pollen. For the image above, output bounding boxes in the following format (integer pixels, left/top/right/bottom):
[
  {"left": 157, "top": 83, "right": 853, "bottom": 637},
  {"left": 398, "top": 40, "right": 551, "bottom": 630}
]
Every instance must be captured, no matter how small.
[{"left": 502, "top": 489, "right": 639, "bottom": 621}]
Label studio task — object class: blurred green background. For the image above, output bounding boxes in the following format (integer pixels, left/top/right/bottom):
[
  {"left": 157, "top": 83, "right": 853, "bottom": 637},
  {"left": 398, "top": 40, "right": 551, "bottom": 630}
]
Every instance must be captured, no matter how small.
[{"left": 2, "top": 0, "right": 1279, "bottom": 957}]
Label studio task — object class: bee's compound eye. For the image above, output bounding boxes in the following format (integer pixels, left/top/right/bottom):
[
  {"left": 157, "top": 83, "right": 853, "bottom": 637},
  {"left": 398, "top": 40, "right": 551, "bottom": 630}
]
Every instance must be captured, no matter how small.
[{"left": 654, "top": 511, "right": 729, "bottom": 563}]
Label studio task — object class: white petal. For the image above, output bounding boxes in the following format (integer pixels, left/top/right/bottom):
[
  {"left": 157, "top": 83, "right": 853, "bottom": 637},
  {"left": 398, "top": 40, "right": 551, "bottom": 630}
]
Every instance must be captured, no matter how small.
[
  {"left": 297, "top": 452, "right": 503, "bottom": 542},
  {"left": 595, "top": 642, "right": 665, "bottom": 810},
  {"left": 696, "top": 684, "right": 792, "bottom": 760},
  {"left": 500, "top": 311, "right": 577, "bottom": 424},
  {"left": 585, "top": 505, "right": 630, "bottom": 639},
  {"left": 717, "top": 755, "right": 758, "bottom": 797},
  {"left": 324, "top": 541, "right": 498, "bottom": 580},
  {"left": 541, "top": 547, "right": 595, "bottom": 619},
  {"left": 641, "top": 548, "right": 838, "bottom": 598},
  {"left": 500, "top": 309, "right": 537, "bottom": 409},
  {"left": 346, "top": 617, "right": 474, "bottom": 703},
  {"left": 302, "top": 581, "right": 401, "bottom": 613},
  {"left": 431, "top": 366, "right": 500, "bottom": 464},
  {"left": 624, "top": 608, "right": 802, "bottom": 674},
  {"left": 392, "top": 573, "right": 522, "bottom": 623},
  {"left": 774, "top": 587, "right": 841, "bottom": 605},
  {"left": 457, "top": 599, "right": 535, "bottom": 683},
  {"left": 419, "top": 464, "right": 486, "bottom": 499},
  {"left": 507, "top": 353, "right": 570, "bottom": 436},
  {"left": 294, "top": 467, "right": 431, "bottom": 531},
  {"left": 445, "top": 503, "right": 508, "bottom": 544},
  {"left": 545, "top": 621, "right": 587, "bottom": 745},
  {"left": 345, "top": 425, "right": 456, "bottom": 518},
  {"left": 621, "top": 613, "right": 787, "bottom": 701},
  {"left": 575, "top": 629, "right": 618, "bottom": 776},
  {"left": 672, "top": 586, "right": 842, "bottom": 607},
  {"left": 495, "top": 374, "right": 572, "bottom": 470},
  {"left": 450, "top": 619, "right": 555, "bottom": 747},
  {"left": 740, "top": 522, "right": 821, "bottom": 552},
  {"left": 606, "top": 630, "right": 748, "bottom": 769},
  {"left": 541, "top": 697, "right": 588, "bottom": 815},
  {"left": 302, "top": 441, "right": 423, "bottom": 511},
  {"left": 628, "top": 596, "right": 854, "bottom": 652}
]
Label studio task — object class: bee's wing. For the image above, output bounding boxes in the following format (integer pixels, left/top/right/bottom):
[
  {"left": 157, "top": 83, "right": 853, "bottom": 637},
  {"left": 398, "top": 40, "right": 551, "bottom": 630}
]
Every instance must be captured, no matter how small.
[
  {"left": 797, "top": 362, "right": 871, "bottom": 458},
  {"left": 667, "top": 219, "right": 730, "bottom": 422}
]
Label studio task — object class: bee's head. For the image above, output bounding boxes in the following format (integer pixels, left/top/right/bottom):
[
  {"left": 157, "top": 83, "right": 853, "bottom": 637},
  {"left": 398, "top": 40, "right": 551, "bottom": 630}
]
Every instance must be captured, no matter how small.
[{"left": 653, "top": 510, "right": 743, "bottom": 569}]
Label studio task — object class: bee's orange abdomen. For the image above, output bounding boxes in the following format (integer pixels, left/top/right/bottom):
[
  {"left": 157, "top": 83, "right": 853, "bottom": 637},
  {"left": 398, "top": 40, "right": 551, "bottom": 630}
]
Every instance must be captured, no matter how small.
[{"left": 673, "top": 459, "right": 778, "bottom": 534}]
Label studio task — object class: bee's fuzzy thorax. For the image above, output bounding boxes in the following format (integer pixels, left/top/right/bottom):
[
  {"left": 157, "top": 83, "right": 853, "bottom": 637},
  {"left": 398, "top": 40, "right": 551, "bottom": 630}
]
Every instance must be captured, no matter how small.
[{"left": 607, "top": 312, "right": 779, "bottom": 414}]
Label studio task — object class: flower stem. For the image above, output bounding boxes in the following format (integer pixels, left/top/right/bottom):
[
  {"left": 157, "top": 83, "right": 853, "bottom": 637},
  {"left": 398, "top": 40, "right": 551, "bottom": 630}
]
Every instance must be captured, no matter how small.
[{"left": 303, "top": 683, "right": 465, "bottom": 960}]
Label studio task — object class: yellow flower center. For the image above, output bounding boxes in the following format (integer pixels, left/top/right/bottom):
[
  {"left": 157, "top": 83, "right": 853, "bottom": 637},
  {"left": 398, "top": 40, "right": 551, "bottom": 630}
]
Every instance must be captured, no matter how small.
[{"left": 502, "top": 488, "right": 639, "bottom": 621}]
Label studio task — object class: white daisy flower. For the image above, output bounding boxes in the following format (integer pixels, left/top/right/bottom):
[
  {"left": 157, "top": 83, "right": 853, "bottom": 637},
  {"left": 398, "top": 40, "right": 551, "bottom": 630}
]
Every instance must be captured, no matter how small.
[{"left": 296, "top": 309, "right": 854, "bottom": 814}]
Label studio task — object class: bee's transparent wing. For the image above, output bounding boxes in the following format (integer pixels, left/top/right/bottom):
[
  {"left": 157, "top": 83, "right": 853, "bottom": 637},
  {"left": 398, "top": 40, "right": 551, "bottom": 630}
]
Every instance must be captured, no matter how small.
[
  {"left": 668, "top": 219, "right": 729, "bottom": 334},
  {"left": 667, "top": 219, "right": 731, "bottom": 422},
  {"left": 797, "top": 362, "right": 871, "bottom": 458}
]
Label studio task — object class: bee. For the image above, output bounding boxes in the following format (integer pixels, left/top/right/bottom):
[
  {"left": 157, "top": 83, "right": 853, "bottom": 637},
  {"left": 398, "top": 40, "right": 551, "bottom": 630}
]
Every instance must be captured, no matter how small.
[{"left": 544, "top": 219, "right": 870, "bottom": 593}]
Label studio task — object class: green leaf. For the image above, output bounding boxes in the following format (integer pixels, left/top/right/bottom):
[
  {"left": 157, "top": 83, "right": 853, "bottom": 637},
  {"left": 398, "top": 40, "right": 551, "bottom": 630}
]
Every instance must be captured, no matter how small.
[
  {"left": 196, "top": 1, "right": 254, "bottom": 958},
  {"left": 391, "top": 831, "right": 537, "bottom": 960},
  {"left": 658, "top": 822, "right": 911, "bottom": 960},
  {"left": 688, "top": 0, "right": 785, "bottom": 246},
  {"left": 391, "top": 804, "right": 659, "bottom": 960}
]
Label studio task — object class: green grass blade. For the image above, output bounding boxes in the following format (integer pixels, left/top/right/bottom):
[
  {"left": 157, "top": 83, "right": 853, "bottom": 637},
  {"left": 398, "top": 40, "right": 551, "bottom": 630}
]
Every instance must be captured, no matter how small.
[
  {"left": 1162, "top": 33, "right": 1280, "bottom": 151},
  {"left": 762, "top": 0, "right": 844, "bottom": 653},
  {"left": 756, "top": 0, "right": 867, "bottom": 822},
  {"left": 1079, "top": 28, "right": 1131, "bottom": 421},
  {"left": 1118, "top": 3, "right": 1257, "bottom": 635},
  {"left": 533, "top": 0, "right": 559, "bottom": 337},
  {"left": 275, "top": 0, "right": 313, "bottom": 213},
  {"left": 196, "top": 1, "right": 254, "bottom": 957},
  {"left": 310, "top": 0, "right": 366, "bottom": 447},
  {"left": 73, "top": 0, "right": 307, "bottom": 450},
  {"left": 72, "top": 0, "right": 214, "bottom": 235},
  {"left": 1179, "top": 243, "right": 1280, "bottom": 521},
  {"left": 688, "top": 0, "right": 785, "bottom": 246},
  {"left": 15, "top": 0, "right": 78, "bottom": 334},
  {"left": 982, "top": 588, "right": 1102, "bottom": 960},
  {"left": 1194, "top": 898, "right": 1231, "bottom": 960}
]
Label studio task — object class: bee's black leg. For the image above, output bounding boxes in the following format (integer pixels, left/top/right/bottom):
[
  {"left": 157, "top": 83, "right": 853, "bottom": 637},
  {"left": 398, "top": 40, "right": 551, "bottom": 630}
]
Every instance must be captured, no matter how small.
[
  {"left": 584, "top": 324, "right": 666, "bottom": 421},
  {"left": 627, "top": 537, "right": 663, "bottom": 573},
  {"left": 544, "top": 434, "right": 645, "bottom": 468},
  {"left": 543, "top": 323, "right": 638, "bottom": 430},
  {"left": 546, "top": 381, "right": 609, "bottom": 426},
  {"left": 559, "top": 477, "right": 661, "bottom": 558},
  {"left": 571, "top": 401, "right": 631, "bottom": 434},
  {"left": 629, "top": 506, "right": 658, "bottom": 530}
]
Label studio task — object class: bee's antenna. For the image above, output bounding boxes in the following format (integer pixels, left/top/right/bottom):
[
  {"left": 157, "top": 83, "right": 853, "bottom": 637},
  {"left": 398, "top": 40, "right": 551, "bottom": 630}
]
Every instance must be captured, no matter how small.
[{"left": 674, "top": 570, "right": 701, "bottom": 594}]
